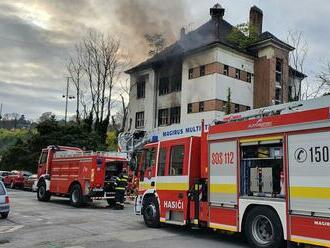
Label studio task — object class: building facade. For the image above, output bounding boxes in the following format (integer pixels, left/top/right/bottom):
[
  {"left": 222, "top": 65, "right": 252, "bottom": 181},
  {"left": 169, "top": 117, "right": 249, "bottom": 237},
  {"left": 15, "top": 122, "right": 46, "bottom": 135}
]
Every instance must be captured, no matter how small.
[{"left": 125, "top": 4, "right": 306, "bottom": 139}]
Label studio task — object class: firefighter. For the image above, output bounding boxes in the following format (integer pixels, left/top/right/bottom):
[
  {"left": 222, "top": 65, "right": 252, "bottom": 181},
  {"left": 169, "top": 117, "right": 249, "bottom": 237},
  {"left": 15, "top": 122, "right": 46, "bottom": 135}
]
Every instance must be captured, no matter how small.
[{"left": 114, "top": 168, "right": 128, "bottom": 210}]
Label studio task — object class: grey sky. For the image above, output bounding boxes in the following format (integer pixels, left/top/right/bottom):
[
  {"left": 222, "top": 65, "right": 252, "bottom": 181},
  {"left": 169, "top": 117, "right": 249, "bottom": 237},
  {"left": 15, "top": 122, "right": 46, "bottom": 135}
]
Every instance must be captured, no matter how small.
[{"left": 0, "top": 0, "right": 329, "bottom": 120}]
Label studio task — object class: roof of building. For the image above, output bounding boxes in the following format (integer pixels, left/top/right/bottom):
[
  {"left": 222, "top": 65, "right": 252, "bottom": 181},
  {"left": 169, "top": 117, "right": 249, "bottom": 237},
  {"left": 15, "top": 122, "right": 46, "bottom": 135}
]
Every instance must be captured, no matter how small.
[
  {"left": 289, "top": 66, "right": 307, "bottom": 79},
  {"left": 126, "top": 5, "right": 294, "bottom": 74}
]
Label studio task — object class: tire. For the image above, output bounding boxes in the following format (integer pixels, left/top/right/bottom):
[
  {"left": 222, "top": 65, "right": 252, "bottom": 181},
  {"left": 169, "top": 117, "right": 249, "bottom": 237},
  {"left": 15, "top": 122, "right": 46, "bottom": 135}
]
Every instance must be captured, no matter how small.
[
  {"left": 244, "top": 206, "right": 284, "bottom": 248},
  {"left": 37, "top": 182, "right": 51, "bottom": 202},
  {"left": 142, "top": 196, "right": 160, "bottom": 228},
  {"left": 1, "top": 212, "right": 9, "bottom": 219},
  {"left": 107, "top": 198, "right": 115, "bottom": 207},
  {"left": 70, "top": 184, "right": 83, "bottom": 208}
]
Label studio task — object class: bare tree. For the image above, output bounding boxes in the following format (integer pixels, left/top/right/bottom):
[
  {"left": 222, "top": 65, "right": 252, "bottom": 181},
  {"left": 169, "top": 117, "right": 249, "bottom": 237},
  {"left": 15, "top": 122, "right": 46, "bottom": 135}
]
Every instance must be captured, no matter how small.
[
  {"left": 287, "top": 30, "right": 309, "bottom": 100},
  {"left": 67, "top": 30, "right": 123, "bottom": 143},
  {"left": 316, "top": 61, "right": 330, "bottom": 95}
]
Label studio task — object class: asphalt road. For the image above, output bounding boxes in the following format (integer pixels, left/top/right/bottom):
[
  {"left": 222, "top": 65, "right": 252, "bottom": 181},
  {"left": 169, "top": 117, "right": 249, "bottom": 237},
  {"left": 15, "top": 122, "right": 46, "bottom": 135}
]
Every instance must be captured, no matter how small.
[{"left": 0, "top": 189, "right": 249, "bottom": 248}]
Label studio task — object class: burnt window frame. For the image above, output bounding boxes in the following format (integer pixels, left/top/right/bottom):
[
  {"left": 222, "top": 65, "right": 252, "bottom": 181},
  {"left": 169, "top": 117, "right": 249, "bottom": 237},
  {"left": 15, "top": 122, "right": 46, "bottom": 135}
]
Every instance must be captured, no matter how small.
[
  {"left": 169, "top": 145, "right": 184, "bottom": 176},
  {"left": 200, "top": 65, "right": 206, "bottom": 77},
  {"left": 170, "top": 74, "right": 182, "bottom": 92},
  {"left": 159, "top": 77, "right": 170, "bottom": 96},
  {"left": 170, "top": 106, "right": 181, "bottom": 124},
  {"left": 158, "top": 108, "right": 169, "bottom": 126},
  {"left": 136, "top": 81, "right": 145, "bottom": 99},
  {"left": 135, "top": 111, "right": 145, "bottom": 128}
]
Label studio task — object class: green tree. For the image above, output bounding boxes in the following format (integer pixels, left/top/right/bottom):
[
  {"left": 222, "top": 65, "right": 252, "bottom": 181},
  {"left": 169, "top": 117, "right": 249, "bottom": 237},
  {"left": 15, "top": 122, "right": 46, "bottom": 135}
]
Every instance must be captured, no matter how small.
[{"left": 227, "top": 23, "right": 260, "bottom": 49}]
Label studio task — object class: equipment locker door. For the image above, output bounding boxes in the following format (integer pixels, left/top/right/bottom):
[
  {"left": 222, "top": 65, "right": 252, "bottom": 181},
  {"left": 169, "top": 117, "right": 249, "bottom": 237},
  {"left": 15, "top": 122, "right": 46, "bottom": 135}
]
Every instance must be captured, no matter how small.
[
  {"left": 288, "top": 131, "right": 330, "bottom": 215},
  {"left": 209, "top": 140, "right": 238, "bottom": 205}
]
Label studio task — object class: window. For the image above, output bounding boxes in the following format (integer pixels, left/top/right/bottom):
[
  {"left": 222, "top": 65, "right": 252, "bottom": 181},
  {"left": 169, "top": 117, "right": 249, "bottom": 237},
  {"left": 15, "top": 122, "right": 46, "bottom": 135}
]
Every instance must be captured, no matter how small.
[
  {"left": 275, "top": 88, "right": 282, "bottom": 105},
  {"left": 157, "top": 148, "right": 166, "bottom": 176},
  {"left": 159, "top": 77, "right": 170, "bottom": 95},
  {"left": 39, "top": 151, "right": 48, "bottom": 164},
  {"left": 170, "top": 107, "right": 181, "bottom": 124},
  {"left": 0, "top": 183, "right": 5, "bottom": 195},
  {"left": 137, "top": 81, "right": 145, "bottom": 99},
  {"left": 247, "top": 106, "right": 251, "bottom": 111},
  {"left": 276, "top": 58, "right": 282, "bottom": 83},
  {"left": 169, "top": 145, "right": 184, "bottom": 176},
  {"left": 199, "top": 101, "right": 204, "bottom": 112},
  {"left": 158, "top": 109, "right": 169, "bottom": 126},
  {"left": 234, "top": 104, "right": 240, "bottom": 113},
  {"left": 247, "top": 72, "right": 252, "bottom": 83},
  {"left": 145, "top": 148, "right": 156, "bottom": 169},
  {"left": 188, "top": 68, "right": 194, "bottom": 79},
  {"left": 235, "top": 69, "right": 240, "bottom": 79},
  {"left": 135, "top": 111, "right": 144, "bottom": 128},
  {"left": 200, "top": 65, "right": 206, "bottom": 76},
  {"left": 224, "top": 65, "right": 229, "bottom": 76},
  {"left": 170, "top": 74, "right": 182, "bottom": 92},
  {"left": 187, "top": 103, "right": 192, "bottom": 114}
]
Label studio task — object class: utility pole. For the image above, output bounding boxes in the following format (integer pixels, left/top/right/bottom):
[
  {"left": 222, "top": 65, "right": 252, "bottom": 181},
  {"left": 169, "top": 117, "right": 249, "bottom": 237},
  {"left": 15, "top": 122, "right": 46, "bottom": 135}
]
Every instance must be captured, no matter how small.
[{"left": 65, "top": 77, "right": 69, "bottom": 124}]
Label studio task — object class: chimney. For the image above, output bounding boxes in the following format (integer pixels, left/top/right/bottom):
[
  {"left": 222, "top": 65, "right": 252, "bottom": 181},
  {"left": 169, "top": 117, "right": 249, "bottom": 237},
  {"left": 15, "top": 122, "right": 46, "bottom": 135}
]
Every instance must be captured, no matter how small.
[
  {"left": 250, "top": 5, "right": 263, "bottom": 36},
  {"left": 210, "top": 3, "right": 225, "bottom": 20},
  {"left": 180, "top": 27, "right": 185, "bottom": 40}
]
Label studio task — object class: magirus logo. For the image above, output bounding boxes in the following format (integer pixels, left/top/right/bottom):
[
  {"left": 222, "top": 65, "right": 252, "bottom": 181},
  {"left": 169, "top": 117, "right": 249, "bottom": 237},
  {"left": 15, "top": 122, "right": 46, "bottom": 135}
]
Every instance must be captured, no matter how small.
[{"left": 247, "top": 118, "right": 272, "bottom": 129}]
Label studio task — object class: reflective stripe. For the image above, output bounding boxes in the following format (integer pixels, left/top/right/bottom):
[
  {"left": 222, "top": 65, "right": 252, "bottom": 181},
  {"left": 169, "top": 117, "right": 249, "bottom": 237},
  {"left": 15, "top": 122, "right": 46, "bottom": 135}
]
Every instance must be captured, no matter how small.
[
  {"left": 290, "top": 186, "right": 330, "bottom": 199},
  {"left": 115, "top": 187, "right": 126, "bottom": 190}
]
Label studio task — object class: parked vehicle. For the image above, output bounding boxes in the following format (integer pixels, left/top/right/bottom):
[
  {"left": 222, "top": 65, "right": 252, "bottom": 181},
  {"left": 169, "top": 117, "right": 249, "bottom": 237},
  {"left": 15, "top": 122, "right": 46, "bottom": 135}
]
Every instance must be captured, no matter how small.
[
  {"left": 0, "top": 181, "right": 10, "bottom": 219},
  {"left": 126, "top": 96, "right": 330, "bottom": 248},
  {"left": 0, "top": 171, "right": 10, "bottom": 182},
  {"left": 24, "top": 174, "right": 38, "bottom": 191},
  {"left": 36, "top": 146, "right": 129, "bottom": 207},
  {"left": 3, "top": 171, "right": 32, "bottom": 189}
]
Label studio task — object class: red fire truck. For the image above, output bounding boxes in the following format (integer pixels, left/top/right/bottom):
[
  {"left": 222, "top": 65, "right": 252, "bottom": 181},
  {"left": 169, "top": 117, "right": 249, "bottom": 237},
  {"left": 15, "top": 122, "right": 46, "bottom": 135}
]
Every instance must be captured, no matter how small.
[
  {"left": 36, "top": 146, "right": 128, "bottom": 207},
  {"left": 130, "top": 96, "right": 330, "bottom": 248}
]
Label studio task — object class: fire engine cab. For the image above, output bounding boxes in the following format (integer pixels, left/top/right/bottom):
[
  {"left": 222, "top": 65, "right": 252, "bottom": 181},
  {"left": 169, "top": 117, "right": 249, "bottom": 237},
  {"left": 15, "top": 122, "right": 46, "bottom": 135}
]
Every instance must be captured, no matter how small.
[
  {"left": 36, "top": 146, "right": 128, "bottom": 207},
  {"left": 126, "top": 96, "right": 330, "bottom": 248}
]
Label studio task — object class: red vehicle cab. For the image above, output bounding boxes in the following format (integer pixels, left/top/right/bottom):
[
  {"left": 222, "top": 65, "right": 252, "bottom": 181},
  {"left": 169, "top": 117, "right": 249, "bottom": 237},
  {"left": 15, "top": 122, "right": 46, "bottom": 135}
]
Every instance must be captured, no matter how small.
[{"left": 3, "top": 171, "right": 32, "bottom": 189}]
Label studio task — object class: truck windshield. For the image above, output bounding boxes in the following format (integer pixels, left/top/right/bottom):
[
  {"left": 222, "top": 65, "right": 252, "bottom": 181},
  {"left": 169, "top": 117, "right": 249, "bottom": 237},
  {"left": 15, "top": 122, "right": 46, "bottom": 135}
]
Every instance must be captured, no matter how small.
[
  {"left": 0, "top": 183, "right": 5, "bottom": 195},
  {"left": 39, "top": 151, "right": 48, "bottom": 164}
]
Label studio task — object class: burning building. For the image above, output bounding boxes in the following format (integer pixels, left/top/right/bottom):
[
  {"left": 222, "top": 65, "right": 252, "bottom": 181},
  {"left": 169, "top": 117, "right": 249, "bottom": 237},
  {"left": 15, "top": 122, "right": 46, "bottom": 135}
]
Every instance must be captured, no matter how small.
[{"left": 125, "top": 4, "right": 306, "bottom": 139}]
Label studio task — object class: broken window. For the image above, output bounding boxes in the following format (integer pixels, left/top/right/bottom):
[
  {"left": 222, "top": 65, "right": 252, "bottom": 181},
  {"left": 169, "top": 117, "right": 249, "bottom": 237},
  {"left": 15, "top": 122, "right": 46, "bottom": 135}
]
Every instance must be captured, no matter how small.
[
  {"left": 170, "top": 107, "right": 181, "bottom": 124},
  {"left": 135, "top": 112, "right": 144, "bottom": 128},
  {"left": 137, "top": 81, "right": 145, "bottom": 99},
  {"left": 158, "top": 108, "right": 169, "bottom": 126},
  {"left": 276, "top": 58, "right": 282, "bottom": 84},
  {"left": 170, "top": 74, "right": 182, "bottom": 92},
  {"left": 159, "top": 77, "right": 170, "bottom": 95},
  {"left": 234, "top": 104, "right": 240, "bottom": 113},
  {"left": 200, "top": 65, "right": 206, "bottom": 76}
]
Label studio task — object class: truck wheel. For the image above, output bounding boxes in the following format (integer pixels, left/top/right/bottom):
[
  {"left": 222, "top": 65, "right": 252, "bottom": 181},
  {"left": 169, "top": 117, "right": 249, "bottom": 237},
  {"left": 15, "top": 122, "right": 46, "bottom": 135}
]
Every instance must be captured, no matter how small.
[
  {"left": 70, "top": 184, "right": 83, "bottom": 207},
  {"left": 107, "top": 199, "right": 115, "bottom": 208},
  {"left": 142, "top": 196, "right": 160, "bottom": 228},
  {"left": 1, "top": 212, "right": 9, "bottom": 219},
  {"left": 244, "top": 206, "right": 284, "bottom": 248},
  {"left": 37, "top": 182, "right": 51, "bottom": 202}
]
